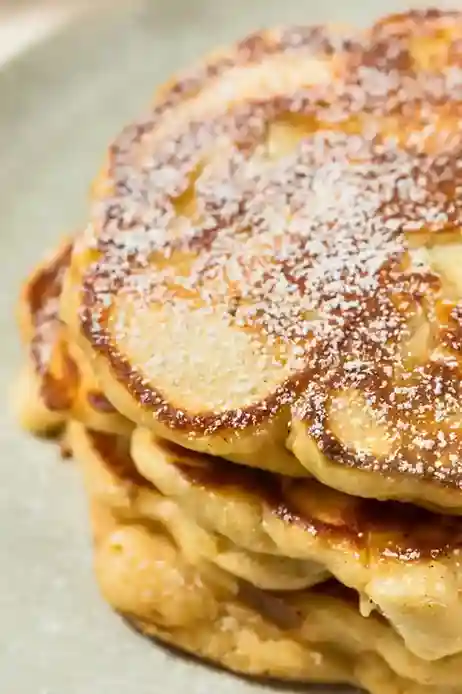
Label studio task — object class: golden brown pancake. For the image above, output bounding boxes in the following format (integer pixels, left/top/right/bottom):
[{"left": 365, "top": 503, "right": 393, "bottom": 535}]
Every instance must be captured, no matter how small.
[
  {"left": 132, "top": 426, "right": 462, "bottom": 662},
  {"left": 69, "top": 421, "right": 462, "bottom": 692},
  {"left": 69, "top": 421, "right": 327, "bottom": 591},
  {"left": 16, "top": 240, "right": 132, "bottom": 436},
  {"left": 60, "top": 10, "right": 462, "bottom": 509},
  {"left": 15, "top": 11, "right": 462, "bottom": 694}
]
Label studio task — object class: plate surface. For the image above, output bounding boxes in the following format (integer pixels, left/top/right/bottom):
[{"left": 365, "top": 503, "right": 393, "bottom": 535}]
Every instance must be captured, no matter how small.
[{"left": 0, "top": 1, "right": 454, "bottom": 692}]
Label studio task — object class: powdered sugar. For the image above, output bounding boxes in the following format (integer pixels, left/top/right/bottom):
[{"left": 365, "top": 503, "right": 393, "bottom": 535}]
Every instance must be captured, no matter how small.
[{"left": 76, "top": 12, "right": 462, "bottom": 483}]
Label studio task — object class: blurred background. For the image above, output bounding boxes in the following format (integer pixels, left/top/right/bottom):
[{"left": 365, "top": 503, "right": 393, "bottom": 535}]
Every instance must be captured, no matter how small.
[
  {"left": 0, "top": 1, "right": 149, "bottom": 66},
  {"left": 0, "top": 0, "right": 457, "bottom": 67},
  {"left": 0, "top": 0, "right": 84, "bottom": 65}
]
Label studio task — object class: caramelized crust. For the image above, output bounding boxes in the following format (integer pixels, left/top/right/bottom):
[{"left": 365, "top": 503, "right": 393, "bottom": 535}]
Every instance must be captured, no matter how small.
[
  {"left": 58, "top": 11, "right": 462, "bottom": 504},
  {"left": 17, "top": 241, "right": 131, "bottom": 435},
  {"left": 151, "top": 436, "right": 462, "bottom": 563},
  {"left": 71, "top": 422, "right": 462, "bottom": 691},
  {"left": 15, "top": 13, "right": 462, "bottom": 693},
  {"left": 132, "top": 426, "right": 462, "bottom": 661}
]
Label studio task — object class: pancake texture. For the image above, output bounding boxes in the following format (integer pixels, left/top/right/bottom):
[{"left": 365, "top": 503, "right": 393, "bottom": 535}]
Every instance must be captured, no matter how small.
[
  {"left": 15, "top": 9, "right": 462, "bottom": 694},
  {"left": 17, "top": 240, "right": 132, "bottom": 436},
  {"left": 131, "top": 426, "right": 462, "bottom": 661},
  {"left": 61, "top": 9, "right": 462, "bottom": 509},
  {"left": 70, "top": 422, "right": 462, "bottom": 693}
]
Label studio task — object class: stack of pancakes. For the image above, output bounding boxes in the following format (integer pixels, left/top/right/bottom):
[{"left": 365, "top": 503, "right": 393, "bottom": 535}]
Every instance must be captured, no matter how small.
[{"left": 16, "top": 9, "right": 462, "bottom": 693}]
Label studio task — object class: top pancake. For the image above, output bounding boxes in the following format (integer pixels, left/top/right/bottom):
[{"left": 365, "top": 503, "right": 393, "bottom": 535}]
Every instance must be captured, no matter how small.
[{"left": 63, "top": 10, "right": 462, "bottom": 506}]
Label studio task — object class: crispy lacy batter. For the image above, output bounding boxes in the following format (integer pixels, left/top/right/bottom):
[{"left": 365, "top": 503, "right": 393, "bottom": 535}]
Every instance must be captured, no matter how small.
[
  {"left": 16, "top": 240, "right": 132, "bottom": 436},
  {"left": 60, "top": 10, "right": 462, "bottom": 508},
  {"left": 71, "top": 421, "right": 462, "bottom": 693},
  {"left": 132, "top": 426, "right": 462, "bottom": 662}
]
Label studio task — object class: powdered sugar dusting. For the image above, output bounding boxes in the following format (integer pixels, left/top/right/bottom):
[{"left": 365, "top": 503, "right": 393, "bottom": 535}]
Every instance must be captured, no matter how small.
[{"left": 78, "top": 11, "right": 462, "bottom": 485}]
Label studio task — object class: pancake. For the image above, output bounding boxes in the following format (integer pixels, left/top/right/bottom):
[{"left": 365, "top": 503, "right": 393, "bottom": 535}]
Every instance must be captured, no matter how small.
[
  {"left": 16, "top": 240, "right": 132, "bottom": 436},
  {"left": 61, "top": 10, "right": 462, "bottom": 509},
  {"left": 132, "top": 426, "right": 462, "bottom": 662},
  {"left": 59, "top": 23, "right": 350, "bottom": 475},
  {"left": 15, "top": 10, "right": 462, "bottom": 693},
  {"left": 68, "top": 421, "right": 327, "bottom": 591},
  {"left": 71, "top": 421, "right": 462, "bottom": 692}
]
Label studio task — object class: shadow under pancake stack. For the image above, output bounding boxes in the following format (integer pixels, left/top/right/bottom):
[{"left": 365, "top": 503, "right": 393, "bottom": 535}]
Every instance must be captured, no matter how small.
[{"left": 16, "top": 9, "right": 462, "bottom": 693}]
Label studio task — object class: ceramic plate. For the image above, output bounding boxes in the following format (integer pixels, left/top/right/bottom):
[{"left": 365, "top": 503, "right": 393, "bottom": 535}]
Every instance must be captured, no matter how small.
[{"left": 0, "top": 1, "right": 453, "bottom": 692}]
